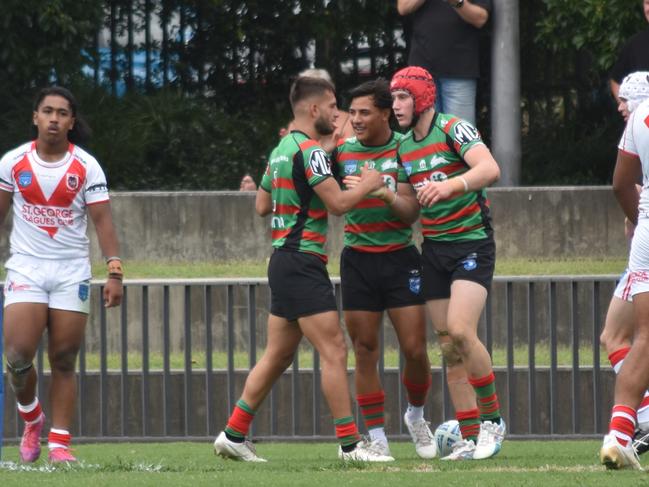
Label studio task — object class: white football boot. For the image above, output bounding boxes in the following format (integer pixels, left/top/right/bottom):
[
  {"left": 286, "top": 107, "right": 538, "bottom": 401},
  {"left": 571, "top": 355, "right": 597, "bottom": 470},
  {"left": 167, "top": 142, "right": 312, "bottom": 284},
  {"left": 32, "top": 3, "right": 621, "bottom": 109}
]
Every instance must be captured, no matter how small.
[
  {"left": 600, "top": 434, "right": 643, "bottom": 471},
  {"left": 441, "top": 439, "right": 476, "bottom": 461},
  {"left": 213, "top": 431, "right": 267, "bottom": 462},
  {"left": 338, "top": 439, "right": 395, "bottom": 462},
  {"left": 404, "top": 412, "right": 437, "bottom": 459},
  {"left": 473, "top": 418, "right": 506, "bottom": 460}
]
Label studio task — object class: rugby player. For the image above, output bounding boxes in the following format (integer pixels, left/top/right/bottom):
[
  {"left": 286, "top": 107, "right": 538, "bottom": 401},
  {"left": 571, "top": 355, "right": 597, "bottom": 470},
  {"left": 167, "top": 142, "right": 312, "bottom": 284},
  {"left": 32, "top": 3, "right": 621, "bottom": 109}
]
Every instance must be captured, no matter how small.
[
  {"left": 213, "top": 76, "right": 392, "bottom": 462},
  {"left": 598, "top": 72, "right": 649, "bottom": 456},
  {"left": 331, "top": 79, "right": 435, "bottom": 458},
  {"left": 601, "top": 72, "right": 649, "bottom": 470},
  {"left": 390, "top": 66, "right": 504, "bottom": 460},
  {"left": 0, "top": 87, "right": 123, "bottom": 463}
]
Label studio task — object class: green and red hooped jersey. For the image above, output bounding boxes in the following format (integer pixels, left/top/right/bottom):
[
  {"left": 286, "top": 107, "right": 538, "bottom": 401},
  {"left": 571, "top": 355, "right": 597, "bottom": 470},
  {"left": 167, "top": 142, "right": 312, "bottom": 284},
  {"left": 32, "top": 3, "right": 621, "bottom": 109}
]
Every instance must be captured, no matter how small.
[
  {"left": 260, "top": 131, "right": 332, "bottom": 260},
  {"left": 397, "top": 112, "right": 493, "bottom": 242},
  {"left": 331, "top": 132, "right": 413, "bottom": 252}
]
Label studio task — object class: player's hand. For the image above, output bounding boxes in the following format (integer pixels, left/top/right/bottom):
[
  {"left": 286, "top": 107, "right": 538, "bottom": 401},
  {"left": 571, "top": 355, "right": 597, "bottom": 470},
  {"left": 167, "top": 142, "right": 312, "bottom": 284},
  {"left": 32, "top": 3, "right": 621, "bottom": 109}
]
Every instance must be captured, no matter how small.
[
  {"left": 104, "top": 278, "right": 123, "bottom": 308},
  {"left": 359, "top": 164, "right": 384, "bottom": 192},
  {"left": 342, "top": 174, "right": 361, "bottom": 190},
  {"left": 416, "top": 180, "right": 455, "bottom": 207}
]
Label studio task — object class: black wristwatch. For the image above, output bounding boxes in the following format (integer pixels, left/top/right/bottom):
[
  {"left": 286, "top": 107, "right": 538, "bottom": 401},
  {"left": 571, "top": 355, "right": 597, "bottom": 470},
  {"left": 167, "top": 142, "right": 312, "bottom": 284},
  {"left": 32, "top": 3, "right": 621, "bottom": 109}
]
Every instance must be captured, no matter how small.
[{"left": 451, "top": 0, "right": 465, "bottom": 8}]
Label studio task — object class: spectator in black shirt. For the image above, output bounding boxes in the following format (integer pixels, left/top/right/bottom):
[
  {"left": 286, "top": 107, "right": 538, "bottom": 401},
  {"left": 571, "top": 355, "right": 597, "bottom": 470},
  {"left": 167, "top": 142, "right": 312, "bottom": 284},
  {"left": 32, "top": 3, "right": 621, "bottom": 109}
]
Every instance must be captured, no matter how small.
[
  {"left": 610, "top": 0, "right": 649, "bottom": 102},
  {"left": 397, "top": 0, "right": 492, "bottom": 125}
]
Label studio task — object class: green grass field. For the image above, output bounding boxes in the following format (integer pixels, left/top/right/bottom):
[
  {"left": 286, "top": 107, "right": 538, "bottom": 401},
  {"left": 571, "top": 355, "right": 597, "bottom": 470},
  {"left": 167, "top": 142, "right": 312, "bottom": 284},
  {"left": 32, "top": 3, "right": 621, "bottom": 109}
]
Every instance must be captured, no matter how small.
[
  {"left": 84, "top": 257, "right": 628, "bottom": 280},
  {"left": 0, "top": 441, "right": 644, "bottom": 486}
]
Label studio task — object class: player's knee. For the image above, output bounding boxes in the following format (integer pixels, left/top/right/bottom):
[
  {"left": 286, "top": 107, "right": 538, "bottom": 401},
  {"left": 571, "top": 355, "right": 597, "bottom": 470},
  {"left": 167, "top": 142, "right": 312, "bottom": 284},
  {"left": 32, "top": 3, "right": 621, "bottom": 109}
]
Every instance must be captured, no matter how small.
[
  {"left": 320, "top": 342, "right": 348, "bottom": 367},
  {"left": 402, "top": 341, "right": 429, "bottom": 365},
  {"left": 351, "top": 336, "right": 379, "bottom": 360},
  {"left": 6, "top": 356, "right": 34, "bottom": 378},
  {"left": 49, "top": 348, "right": 79, "bottom": 373},
  {"left": 439, "top": 341, "right": 463, "bottom": 366}
]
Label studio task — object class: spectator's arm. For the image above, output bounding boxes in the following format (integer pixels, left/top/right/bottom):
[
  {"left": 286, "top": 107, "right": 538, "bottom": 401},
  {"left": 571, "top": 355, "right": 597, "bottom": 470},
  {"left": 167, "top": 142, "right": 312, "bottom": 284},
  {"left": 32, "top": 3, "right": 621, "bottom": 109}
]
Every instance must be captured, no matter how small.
[
  {"left": 397, "top": 0, "right": 426, "bottom": 16},
  {"left": 453, "top": 0, "right": 489, "bottom": 29}
]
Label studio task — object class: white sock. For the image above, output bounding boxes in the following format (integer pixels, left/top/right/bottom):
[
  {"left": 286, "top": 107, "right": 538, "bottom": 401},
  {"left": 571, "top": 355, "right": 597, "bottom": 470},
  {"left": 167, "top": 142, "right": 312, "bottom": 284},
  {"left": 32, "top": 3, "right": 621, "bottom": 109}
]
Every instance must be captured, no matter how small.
[
  {"left": 406, "top": 404, "right": 424, "bottom": 422},
  {"left": 17, "top": 397, "right": 39, "bottom": 413},
  {"left": 369, "top": 427, "right": 387, "bottom": 443}
]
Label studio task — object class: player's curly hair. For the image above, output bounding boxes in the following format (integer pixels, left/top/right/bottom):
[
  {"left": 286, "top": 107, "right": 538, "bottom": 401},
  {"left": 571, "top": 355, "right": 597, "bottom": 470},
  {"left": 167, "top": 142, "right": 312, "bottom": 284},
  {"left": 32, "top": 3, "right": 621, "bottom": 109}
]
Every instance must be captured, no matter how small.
[{"left": 31, "top": 86, "right": 92, "bottom": 146}]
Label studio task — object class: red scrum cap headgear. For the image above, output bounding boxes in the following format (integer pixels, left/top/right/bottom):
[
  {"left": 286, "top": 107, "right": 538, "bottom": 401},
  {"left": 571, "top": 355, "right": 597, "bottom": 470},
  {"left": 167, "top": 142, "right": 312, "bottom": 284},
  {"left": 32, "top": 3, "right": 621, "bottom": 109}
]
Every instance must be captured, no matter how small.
[{"left": 390, "top": 66, "right": 436, "bottom": 116}]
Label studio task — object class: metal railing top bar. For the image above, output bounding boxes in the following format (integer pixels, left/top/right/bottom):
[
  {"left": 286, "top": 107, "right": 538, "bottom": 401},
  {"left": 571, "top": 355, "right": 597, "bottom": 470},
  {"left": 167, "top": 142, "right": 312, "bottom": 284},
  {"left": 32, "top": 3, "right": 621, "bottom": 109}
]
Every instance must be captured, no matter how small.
[{"left": 90, "top": 274, "right": 620, "bottom": 286}]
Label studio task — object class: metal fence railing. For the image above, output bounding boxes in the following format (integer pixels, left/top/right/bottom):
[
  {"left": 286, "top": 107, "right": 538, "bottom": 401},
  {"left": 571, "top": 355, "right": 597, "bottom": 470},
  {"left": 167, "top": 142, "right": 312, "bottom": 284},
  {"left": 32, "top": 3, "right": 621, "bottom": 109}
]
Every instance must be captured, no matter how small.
[{"left": 2, "top": 275, "right": 620, "bottom": 442}]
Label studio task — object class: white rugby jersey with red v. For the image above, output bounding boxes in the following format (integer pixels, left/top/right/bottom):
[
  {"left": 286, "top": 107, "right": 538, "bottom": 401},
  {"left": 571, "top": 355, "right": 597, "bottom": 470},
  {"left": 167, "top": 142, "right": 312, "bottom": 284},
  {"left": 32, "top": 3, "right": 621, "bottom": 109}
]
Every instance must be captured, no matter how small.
[{"left": 0, "top": 141, "right": 109, "bottom": 259}]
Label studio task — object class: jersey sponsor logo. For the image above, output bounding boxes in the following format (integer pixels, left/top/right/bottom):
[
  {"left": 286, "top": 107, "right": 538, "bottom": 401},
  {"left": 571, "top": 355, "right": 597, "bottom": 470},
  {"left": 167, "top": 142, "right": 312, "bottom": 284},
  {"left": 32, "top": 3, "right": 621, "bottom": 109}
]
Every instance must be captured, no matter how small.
[
  {"left": 461, "top": 252, "right": 478, "bottom": 271},
  {"left": 454, "top": 122, "right": 480, "bottom": 145},
  {"left": 344, "top": 162, "right": 357, "bottom": 175},
  {"left": 78, "top": 282, "right": 89, "bottom": 302},
  {"left": 382, "top": 174, "right": 397, "bottom": 192},
  {"left": 382, "top": 160, "right": 398, "bottom": 170},
  {"left": 271, "top": 215, "right": 286, "bottom": 229},
  {"left": 87, "top": 183, "right": 108, "bottom": 193},
  {"left": 309, "top": 149, "right": 332, "bottom": 176},
  {"left": 21, "top": 204, "right": 74, "bottom": 227},
  {"left": 66, "top": 174, "right": 80, "bottom": 191},
  {"left": 430, "top": 171, "right": 448, "bottom": 182},
  {"left": 18, "top": 171, "right": 33, "bottom": 188},
  {"left": 430, "top": 155, "right": 447, "bottom": 168}
]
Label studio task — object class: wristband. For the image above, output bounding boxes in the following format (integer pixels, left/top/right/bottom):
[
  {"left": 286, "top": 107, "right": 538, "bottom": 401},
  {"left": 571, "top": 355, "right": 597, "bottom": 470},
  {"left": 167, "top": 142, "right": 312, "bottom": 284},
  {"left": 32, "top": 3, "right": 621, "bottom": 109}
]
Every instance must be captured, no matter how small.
[
  {"left": 105, "top": 256, "right": 121, "bottom": 264},
  {"left": 457, "top": 176, "right": 469, "bottom": 193},
  {"left": 108, "top": 273, "right": 123, "bottom": 282}
]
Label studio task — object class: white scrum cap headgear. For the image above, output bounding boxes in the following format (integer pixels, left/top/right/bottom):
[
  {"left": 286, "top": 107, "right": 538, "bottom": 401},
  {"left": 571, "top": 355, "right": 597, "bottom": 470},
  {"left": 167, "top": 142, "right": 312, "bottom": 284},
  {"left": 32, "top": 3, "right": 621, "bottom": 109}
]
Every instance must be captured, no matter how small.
[{"left": 619, "top": 71, "right": 649, "bottom": 113}]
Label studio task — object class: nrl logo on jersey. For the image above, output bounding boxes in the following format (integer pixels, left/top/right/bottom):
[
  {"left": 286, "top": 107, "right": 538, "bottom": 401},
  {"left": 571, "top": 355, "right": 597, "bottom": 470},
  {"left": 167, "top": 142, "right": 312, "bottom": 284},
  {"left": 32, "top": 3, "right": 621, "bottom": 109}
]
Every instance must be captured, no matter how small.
[
  {"left": 403, "top": 162, "right": 413, "bottom": 175},
  {"left": 18, "top": 171, "right": 32, "bottom": 188},
  {"left": 309, "top": 149, "right": 332, "bottom": 176},
  {"left": 344, "top": 162, "right": 357, "bottom": 175}
]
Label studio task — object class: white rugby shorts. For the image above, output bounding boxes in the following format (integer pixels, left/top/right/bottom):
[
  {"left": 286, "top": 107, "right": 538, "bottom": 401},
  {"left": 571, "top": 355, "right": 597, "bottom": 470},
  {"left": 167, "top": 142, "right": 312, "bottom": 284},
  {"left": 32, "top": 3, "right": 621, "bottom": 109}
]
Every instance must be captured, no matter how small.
[
  {"left": 3, "top": 254, "right": 92, "bottom": 313},
  {"left": 614, "top": 269, "right": 633, "bottom": 302},
  {"left": 628, "top": 218, "right": 649, "bottom": 298}
]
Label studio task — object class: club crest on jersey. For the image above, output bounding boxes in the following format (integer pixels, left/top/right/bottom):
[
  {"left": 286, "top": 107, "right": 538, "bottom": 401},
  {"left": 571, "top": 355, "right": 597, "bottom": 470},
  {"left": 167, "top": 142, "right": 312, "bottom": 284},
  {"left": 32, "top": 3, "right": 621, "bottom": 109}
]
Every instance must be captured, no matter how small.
[
  {"left": 409, "top": 269, "right": 421, "bottom": 294},
  {"left": 78, "top": 282, "right": 89, "bottom": 302},
  {"left": 18, "top": 171, "right": 33, "bottom": 188},
  {"left": 403, "top": 162, "right": 413, "bottom": 175},
  {"left": 309, "top": 149, "right": 332, "bottom": 177},
  {"left": 344, "top": 162, "right": 357, "bottom": 175},
  {"left": 461, "top": 253, "right": 478, "bottom": 271},
  {"left": 66, "top": 174, "right": 80, "bottom": 191}
]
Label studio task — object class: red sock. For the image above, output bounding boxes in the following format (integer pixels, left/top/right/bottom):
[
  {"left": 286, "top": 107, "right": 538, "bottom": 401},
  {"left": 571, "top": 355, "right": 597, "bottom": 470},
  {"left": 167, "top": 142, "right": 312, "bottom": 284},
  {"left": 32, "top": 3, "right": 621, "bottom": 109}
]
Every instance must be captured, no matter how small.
[
  {"left": 403, "top": 375, "right": 431, "bottom": 407},
  {"left": 608, "top": 347, "right": 630, "bottom": 374},
  {"left": 456, "top": 408, "right": 480, "bottom": 442},
  {"left": 18, "top": 399, "right": 42, "bottom": 423},
  {"left": 609, "top": 404, "right": 636, "bottom": 447},
  {"left": 225, "top": 399, "right": 255, "bottom": 439},
  {"left": 357, "top": 391, "right": 385, "bottom": 431},
  {"left": 48, "top": 429, "right": 71, "bottom": 449}
]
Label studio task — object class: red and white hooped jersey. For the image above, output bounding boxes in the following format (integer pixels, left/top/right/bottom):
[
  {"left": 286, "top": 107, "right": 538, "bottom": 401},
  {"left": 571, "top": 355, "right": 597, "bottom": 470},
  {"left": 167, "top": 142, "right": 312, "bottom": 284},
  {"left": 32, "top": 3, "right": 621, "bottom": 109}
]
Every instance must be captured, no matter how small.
[
  {"left": 619, "top": 99, "right": 649, "bottom": 214},
  {"left": 0, "top": 141, "right": 109, "bottom": 259}
]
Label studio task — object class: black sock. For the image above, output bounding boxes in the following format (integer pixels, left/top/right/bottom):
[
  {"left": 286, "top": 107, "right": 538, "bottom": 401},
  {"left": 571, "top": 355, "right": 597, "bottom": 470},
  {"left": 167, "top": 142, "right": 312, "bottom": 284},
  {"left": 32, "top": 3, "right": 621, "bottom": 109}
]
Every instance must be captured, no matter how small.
[
  {"left": 341, "top": 441, "right": 360, "bottom": 453},
  {"left": 482, "top": 416, "right": 501, "bottom": 424},
  {"left": 225, "top": 431, "right": 245, "bottom": 443}
]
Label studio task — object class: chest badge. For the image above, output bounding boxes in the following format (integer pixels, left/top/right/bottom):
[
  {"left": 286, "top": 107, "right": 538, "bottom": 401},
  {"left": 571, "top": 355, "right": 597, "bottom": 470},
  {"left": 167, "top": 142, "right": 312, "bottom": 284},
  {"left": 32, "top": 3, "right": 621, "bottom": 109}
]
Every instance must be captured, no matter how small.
[
  {"left": 66, "top": 174, "right": 80, "bottom": 191},
  {"left": 18, "top": 171, "right": 32, "bottom": 188}
]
